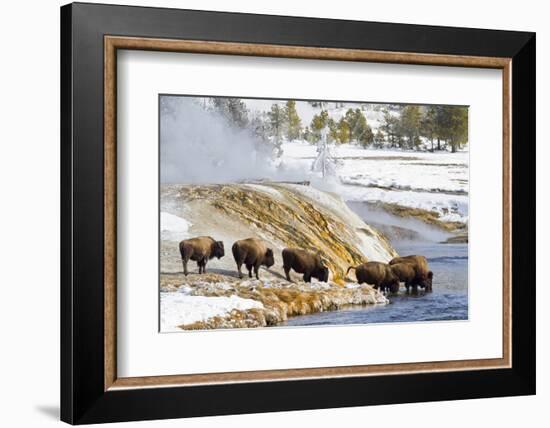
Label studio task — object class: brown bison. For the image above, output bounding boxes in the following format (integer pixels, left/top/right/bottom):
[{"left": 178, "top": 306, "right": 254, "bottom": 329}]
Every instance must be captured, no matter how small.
[
  {"left": 346, "top": 261, "right": 400, "bottom": 293},
  {"left": 282, "top": 248, "right": 329, "bottom": 283},
  {"left": 389, "top": 255, "right": 433, "bottom": 292},
  {"left": 390, "top": 262, "right": 417, "bottom": 293},
  {"left": 231, "top": 238, "right": 275, "bottom": 280},
  {"left": 179, "top": 236, "right": 225, "bottom": 276}
]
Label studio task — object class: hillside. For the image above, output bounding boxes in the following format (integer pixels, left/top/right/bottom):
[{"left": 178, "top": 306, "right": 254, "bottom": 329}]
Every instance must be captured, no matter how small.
[{"left": 160, "top": 182, "right": 397, "bottom": 331}]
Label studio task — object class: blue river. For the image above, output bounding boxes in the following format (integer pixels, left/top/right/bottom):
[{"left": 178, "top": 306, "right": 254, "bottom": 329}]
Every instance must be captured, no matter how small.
[{"left": 283, "top": 242, "right": 468, "bottom": 326}]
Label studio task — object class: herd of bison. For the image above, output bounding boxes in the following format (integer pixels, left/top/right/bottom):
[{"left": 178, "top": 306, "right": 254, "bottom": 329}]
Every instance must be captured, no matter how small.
[{"left": 179, "top": 236, "right": 433, "bottom": 293}]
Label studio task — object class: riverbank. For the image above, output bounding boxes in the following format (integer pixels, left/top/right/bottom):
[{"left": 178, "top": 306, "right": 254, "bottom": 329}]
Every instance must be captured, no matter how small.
[{"left": 161, "top": 273, "right": 387, "bottom": 331}]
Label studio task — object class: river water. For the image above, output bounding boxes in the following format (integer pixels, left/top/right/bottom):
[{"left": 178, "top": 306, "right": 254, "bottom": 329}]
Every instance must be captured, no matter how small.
[{"left": 284, "top": 242, "right": 468, "bottom": 326}]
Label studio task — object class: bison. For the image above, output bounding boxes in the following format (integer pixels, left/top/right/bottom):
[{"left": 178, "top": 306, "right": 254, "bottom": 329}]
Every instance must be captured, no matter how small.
[
  {"left": 389, "top": 255, "right": 433, "bottom": 292},
  {"left": 390, "top": 262, "right": 417, "bottom": 293},
  {"left": 282, "top": 248, "right": 329, "bottom": 283},
  {"left": 346, "top": 261, "right": 400, "bottom": 293},
  {"left": 179, "top": 236, "right": 225, "bottom": 276},
  {"left": 232, "top": 238, "right": 275, "bottom": 280}
]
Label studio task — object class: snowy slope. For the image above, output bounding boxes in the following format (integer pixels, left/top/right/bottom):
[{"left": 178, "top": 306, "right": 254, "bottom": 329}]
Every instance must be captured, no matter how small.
[{"left": 280, "top": 141, "right": 469, "bottom": 223}]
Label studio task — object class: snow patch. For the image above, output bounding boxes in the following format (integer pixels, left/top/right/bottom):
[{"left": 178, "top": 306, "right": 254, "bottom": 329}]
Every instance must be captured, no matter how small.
[
  {"left": 161, "top": 288, "right": 264, "bottom": 332},
  {"left": 161, "top": 212, "right": 191, "bottom": 241}
]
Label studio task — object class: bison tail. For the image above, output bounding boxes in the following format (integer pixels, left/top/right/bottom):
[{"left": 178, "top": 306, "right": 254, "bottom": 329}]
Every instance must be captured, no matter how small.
[
  {"left": 346, "top": 266, "right": 357, "bottom": 276},
  {"left": 179, "top": 241, "right": 186, "bottom": 257},
  {"left": 231, "top": 242, "right": 239, "bottom": 258}
]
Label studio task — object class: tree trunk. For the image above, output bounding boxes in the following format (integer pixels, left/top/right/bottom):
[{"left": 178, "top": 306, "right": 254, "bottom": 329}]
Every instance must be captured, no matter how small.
[{"left": 437, "top": 138, "right": 441, "bottom": 151}]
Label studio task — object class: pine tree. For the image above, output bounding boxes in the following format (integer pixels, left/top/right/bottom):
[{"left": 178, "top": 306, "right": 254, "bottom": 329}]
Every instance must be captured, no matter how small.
[
  {"left": 432, "top": 106, "right": 468, "bottom": 152},
  {"left": 284, "top": 100, "right": 302, "bottom": 140},
  {"left": 381, "top": 109, "right": 400, "bottom": 147},
  {"left": 267, "top": 104, "right": 284, "bottom": 139},
  {"left": 336, "top": 117, "right": 351, "bottom": 144},
  {"left": 433, "top": 105, "right": 451, "bottom": 150},
  {"left": 327, "top": 118, "right": 339, "bottom": 142},
  {"left": 302, "top": 126, "right": 313, "bottom": 143},
  {"left": 421, "top": 106, "right": 438, "bottom": 152},
  {"left": 400, "top": 105, "right": 422, "bottom": 149},
  {"left": 447, "top": 107, "right": 468, "bottom": 152},
  {"left": 373, "top": 129, "right": 386, "bottom": 148},
  {"left": 210, "top": 97, "right": 249, "bottom": 128},
  {"left": 249, "top": 112, "right": 273, "bottom": 154},
  {"left": 310, "top": 110, "right": 330, "bottom": 142},
  {"left": 341, "top": 108, "right": 373, "bottom": 147}
]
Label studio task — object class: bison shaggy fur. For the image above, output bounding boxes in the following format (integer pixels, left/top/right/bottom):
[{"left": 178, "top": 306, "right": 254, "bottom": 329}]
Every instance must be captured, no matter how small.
[
  {"left": 179, "top": 236, "right": 225, "bottom": 276},
  {"left": 347, "top": 261, "right": 399, "bottom": 293},
  {"left": 282, "top": 248, "right": 329, "bottom": 283},
  {"left": 231, "top": 238, "right": 275, "bottom": 280},
  {"left": 389, "top": 255, "right": 433, "bottom": 292}
]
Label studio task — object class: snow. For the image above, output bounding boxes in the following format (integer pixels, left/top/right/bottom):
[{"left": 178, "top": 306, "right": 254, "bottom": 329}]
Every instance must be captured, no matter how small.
[
  {"left": 282, "top": 182, "right": 344, "bottom": 213},
  {"left": 161, "top": 286, "right": 264, "bottom": 332},
  {"left": 242, "top": 183, "right": 284, "bottom": 200},
  {"left": 279, "top": 141, "right": 469, "bottom": 223},
  {"left": 160, "top": 212, "right": 192, "bottom": 241},
  {"left": 345, "top": 283, "right": 362, "bottom": 289},
  {"left": 311, "top": 134, "right": 339, "bottom": 178}
]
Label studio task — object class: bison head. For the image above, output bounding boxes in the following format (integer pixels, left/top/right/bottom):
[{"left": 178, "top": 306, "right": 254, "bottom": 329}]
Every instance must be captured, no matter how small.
[
  {"left": 212, "top": 241, "right": 225, "bottom": 259},
  {"left": 264, "top": 248, "right": 275, "bottom": 268},
  {"left": 316, "top": 266, "right": 329, "bottom": 283},
  {"left": 386, "top": 270, "right": 400, "bottom": 293},
  {"left": 418, "top": 270, "right": 433, "bottom": 291},
  {"left": 388, "top": 279, "right": 400, "bottom": 293},
  {"left": 424, "top": 271, "right": 433, "bottom": 291}
]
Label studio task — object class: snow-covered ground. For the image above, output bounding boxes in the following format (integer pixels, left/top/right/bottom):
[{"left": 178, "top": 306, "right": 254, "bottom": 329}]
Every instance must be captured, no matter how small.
[
  {"left": 280, "top": 141, "right": 469, "bottom": 224},
  {"left": 161, "top": 285, "right": 264, "bottom": 332},
  {"left": 240, "top": 100, "right": 468, "bottom": 224},
  {"left": 160, "top": 211, "right": 191, "bottom": 241}
]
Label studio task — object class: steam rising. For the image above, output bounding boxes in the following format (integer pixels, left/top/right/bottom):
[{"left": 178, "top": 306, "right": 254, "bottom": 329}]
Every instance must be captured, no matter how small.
[
  {"left": 346, "top": 201, "right": 452, "bottom": 243},
  {"left": 160, "top": 97, "right": 304, "bottom": 184}
]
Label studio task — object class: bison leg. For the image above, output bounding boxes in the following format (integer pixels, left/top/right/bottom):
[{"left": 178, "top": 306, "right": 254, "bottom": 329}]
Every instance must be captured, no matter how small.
[
  {"left": 303, "top": 272, "right": 312, "bottom": 283},
  {"left": 253, "top": 264, "right": 260, "bottom": 280},
  {"left": 198, "top": 258, "right": 207, "bottom": 274},
  {"left": 236, "top": 262, "right": 243, "bottom": 279},
  {"left": 246, "top": 263, "right": 253, "bottom": 278},
  {"left": 284, "top": 266, "right": 291, "bottom": 282},
  {"left": 180, "top": 245, "right": 191, "bottom": 276}
]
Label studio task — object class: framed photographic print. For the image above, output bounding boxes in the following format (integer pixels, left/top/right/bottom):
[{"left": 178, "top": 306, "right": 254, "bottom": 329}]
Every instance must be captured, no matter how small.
[{"left": 60, "top": 2, "right": 536, "bottom": 424}]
